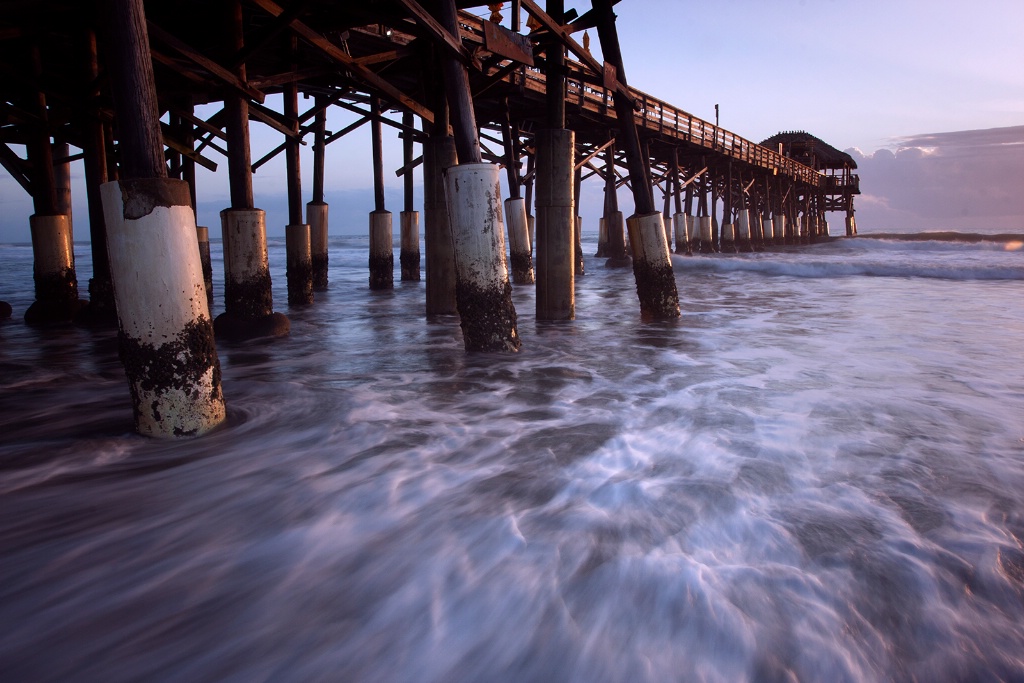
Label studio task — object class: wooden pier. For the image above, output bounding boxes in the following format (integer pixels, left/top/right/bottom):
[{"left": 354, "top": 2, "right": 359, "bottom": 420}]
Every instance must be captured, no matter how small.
[{"left": 0, "top": 0, "right": 859, "bottom": 436}]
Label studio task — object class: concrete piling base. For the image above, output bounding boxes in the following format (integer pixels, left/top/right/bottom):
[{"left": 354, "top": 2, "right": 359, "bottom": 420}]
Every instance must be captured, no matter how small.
[
  {"left": 400, "top": 210, "right": 420, "bottom": 281},
  {"left": 307, "top": 201, "right": 329, "bottom": 290},
  {"left": 604, "top": 211, "right": 631, "bottom": 268},
  {"left": 575, "top": 215, "right": 584, "bottom": 277},
  {"left": 721, "top": 223, "right": 736, "bottom": 253},
  {"left": 286, "top": 223, "right": 313, "bottom": 306},
  {"left": 846, "top": 215, "right": 857, "bottom": 236},
  {"left": 24, "top": 214, "right": 84, "bottom": 325},
  {"left": 504, "top": 197, "right": 534, "bottom": 284},
  {"left": 100, "top": 178, "right": 226, "bottom": 439},
  {"left": 444, "top": 162, "right": 520, "bottom": 352},
  {"left": 737, "top": 210, "right": 752, "bottom": 252},
  {"left": 626, "top": 212, "right": 680, "bottom": 320},
  {"left": 672, "top": 212, "right": 689, "bottom": 255},
  {"left": 698, "top": 215, "right": 713, "bottom": 254},
  {"left": 369, "top": 210, "right": 393, "bottom": 290},
  {"left": 773, "top": 214, "right": 785, "bottom": 246},
  {"left": 216, "top": 208, "right": 289, "bottom": 341}
]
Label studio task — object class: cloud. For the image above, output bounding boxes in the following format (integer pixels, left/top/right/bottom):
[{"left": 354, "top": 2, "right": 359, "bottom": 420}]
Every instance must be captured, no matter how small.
[{"left": 849, "top": 125, "right": 1024, "bottom": 233}]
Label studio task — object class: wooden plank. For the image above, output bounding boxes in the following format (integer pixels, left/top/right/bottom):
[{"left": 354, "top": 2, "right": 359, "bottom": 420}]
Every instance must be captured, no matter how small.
[
  {"left": 249, "top": 66, "right": 338, "bottom": 89},
  {"left": 0, "top": 143, "right": 32, "bottom": 195},
  {"left": 396, "top": 0, "right": 477, "bottom": 68},
  {"left": 324, "top": 115, "right": 370, "bottom": 145},
  {"left": 165, "top": 103, "right": 227, "bottom": 141},
  {"left": 482, "top": 21, "right": 534, "bottom": 66},
  {"left": 249, "top": 100, "right": 299, "bottom": 138},
  {"left": 249, "top": 0, "right": 434, "bottom": 124},
  {"left": 160, "top": 122, "right": 218, "bottom": 171},
  {"left": 574, "top": 138, "right": 614, "bottom": 170},
  {"left": 333, "top": 100, "right": 426, "bottom": 141},
  {"left": 680, "top": 166, "right": 707, "bottom": 189},
  {"left": 146, "top": 21, "right": 266, "bottom": 104},
  {"left": 394, "top": 154, "right": 423, "bottom": 178}
]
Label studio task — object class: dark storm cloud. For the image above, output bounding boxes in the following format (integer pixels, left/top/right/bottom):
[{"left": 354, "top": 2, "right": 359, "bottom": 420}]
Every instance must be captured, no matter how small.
[{"left": 848, "top": 125, "right": 1024, "bottom": 232}]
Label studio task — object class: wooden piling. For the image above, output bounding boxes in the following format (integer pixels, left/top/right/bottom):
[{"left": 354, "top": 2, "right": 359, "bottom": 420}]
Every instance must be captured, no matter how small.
[
  {"left": 284, "top": 42, "right": 312, "bottom": 306},
  {"left": 79, "top": 27, "right": 116, "bottom": 324},
  {"left": 308, "top": 104, "right": 329, "bottom": 290},
  {"left": 424, "top": 133, "right": 458, "bottom": 315},
  {"left": 400, "top": 111, "right": 420, "bottom": 281},
  {"left": 535, "top": 128, "right": 575, "bottom": 320},
  {"left": 216, "top": 0, "right": 287, "bottom": 339}
]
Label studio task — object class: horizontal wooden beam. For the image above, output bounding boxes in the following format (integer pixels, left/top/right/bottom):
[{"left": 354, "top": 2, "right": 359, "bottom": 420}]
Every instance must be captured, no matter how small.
[
  {"left": 249, "top": 100, "right": 299, "bottom": 139},
  {"left": 146, "top": 21, "right": 266, "bottom": 104},
  {"left": 395, "top": 0, "right": 477, "bottom": 69},
  {"left": 160, "top": 123, "right": 218, "bottom": 172},
  {"left": 333, "top": 100, "right": 427, "bottom": 142},
  {"left": 519, "top": 0, "right": 631, "bottom": 104},
  {"left": 324, "top": 115, "right": 370, "bottom": 145},
  {"left": 574, "top": 138, "right": 614, "bottom": 170},
  {"left": 165, "top": 103, "right": 227, "bottom": 142},
  {"left": 249, "top": 0, "right": 434, "bottom": 124},
  {"left": 681, "top": 166, "right": 707, "bottom": 189}
]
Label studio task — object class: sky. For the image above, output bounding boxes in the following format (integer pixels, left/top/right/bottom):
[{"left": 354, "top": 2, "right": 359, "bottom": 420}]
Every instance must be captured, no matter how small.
[{"left": 1, "top": 0, "right": 1023, "bottom": 243}]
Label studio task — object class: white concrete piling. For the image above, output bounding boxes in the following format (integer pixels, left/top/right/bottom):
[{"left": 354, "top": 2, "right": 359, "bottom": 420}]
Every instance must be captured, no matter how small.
[
  {"left": 444, "top": 162, "right": 520, "bottom": 352},
  {"left": 101, "top": 178, "right": 226, "bottom": 438}
]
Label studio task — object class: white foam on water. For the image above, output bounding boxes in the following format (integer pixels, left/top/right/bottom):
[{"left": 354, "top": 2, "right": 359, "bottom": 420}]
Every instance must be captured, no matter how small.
[{"left": 1, "top": 235, "right": 1023, "bottom": 681}]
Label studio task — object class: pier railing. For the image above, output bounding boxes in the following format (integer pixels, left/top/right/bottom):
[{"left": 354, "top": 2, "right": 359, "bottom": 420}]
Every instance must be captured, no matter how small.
[
  {"left": 455, "top": 12, "right": 827, "bottom": 189},
  {"left": 516, "top": 64, "right": 824, "bottom": 187}
]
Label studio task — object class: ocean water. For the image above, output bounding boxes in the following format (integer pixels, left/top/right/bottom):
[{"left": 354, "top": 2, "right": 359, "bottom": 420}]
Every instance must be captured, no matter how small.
[{"left": 1, "top": 232, "right": 1023, "bottom": 682}]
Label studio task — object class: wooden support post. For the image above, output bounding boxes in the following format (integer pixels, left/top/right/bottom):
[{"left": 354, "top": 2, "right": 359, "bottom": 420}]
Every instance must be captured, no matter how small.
[
  {"left": 283, "top": 39, "right": 312, "bottom": 306},
  {"left": 99, "top": 0, "right": 225, "bottom": 438},
  {"left": 671, "top": 153, "right": 688, "bottom": 256},
  {"left": 524, "top": 151, "right": 536, "bottom": 248},
  {"left": 424, "top": 133, "right": 458, "bottom": 314},
  {"left": 535, "top": 0, "right": 574, "bottom": 317},
  {"left": 502, "top": 104, "right": 534, "bottom": 285},
  {"left": 710, "top": 176, "right": 719, "bottom": 251},
  {"left": 593, "top": 0, "right": 677, "bottom": 319},
  {"left": 79, "top": 27, "right": 117, "bottom": 324},
  {"left": 603, "top": 139, "right": 628, "bottom": 266},
  {"left": 308, "top": 103, "right": 329, "bottom": 290},
  {"left": 574, "top": 164, "right": 584, "bottom": 277},
  {"left": 216, "top": 0, "right": 288, "bottom": 339},
  {"left": 592, "top": 0, "right": 653, "bottom": 216},
  {"left": 721, "top": 163, "right": 736, "bottom": 253},
  {"left": 24, "top": 42, "right": 83, "bottom": 326},
  {"left": 545, "top": 0, "right": 566, "bottom": 130},
  {"left": 437, "top": 0, "right": 481, "bottom": 164},
  {"left": 437, "top": 0, "right": 519, "bottom": 350},
  {"left": 423, "top": 55, "right": 457, "bottom": 315},
  {"left": 400, "top": 110, "right": 420, "bottom": 281},
  {"left": 500, "top": 105, "right": 522, "bottom": 200},
  {"left": 369, "top": 97, "right": 393, "bottom": 290}
]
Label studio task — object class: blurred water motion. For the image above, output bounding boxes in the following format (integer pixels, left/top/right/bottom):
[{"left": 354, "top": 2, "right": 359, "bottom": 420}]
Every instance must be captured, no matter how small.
[{"left": 1, "top": 235, "right": 1023, "bottom": 682}]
